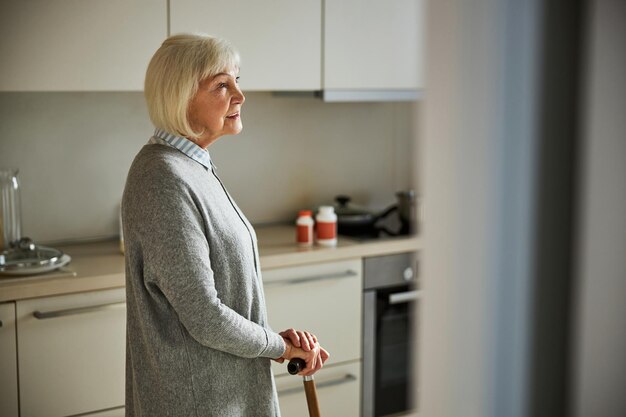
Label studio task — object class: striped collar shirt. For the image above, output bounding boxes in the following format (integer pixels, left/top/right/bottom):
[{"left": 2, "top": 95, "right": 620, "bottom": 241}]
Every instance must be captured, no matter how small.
[{"left": 148, "top": 128, "right": 213, "bottom": 170}]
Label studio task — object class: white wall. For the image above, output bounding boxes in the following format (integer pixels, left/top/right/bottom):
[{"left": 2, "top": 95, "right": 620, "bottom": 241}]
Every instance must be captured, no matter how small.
[
  {"left": 572, "top": 1, "right": 626, "bottom": 416},
  {"left": 0, "top": 92, "right": 415, "bottom": 243}
]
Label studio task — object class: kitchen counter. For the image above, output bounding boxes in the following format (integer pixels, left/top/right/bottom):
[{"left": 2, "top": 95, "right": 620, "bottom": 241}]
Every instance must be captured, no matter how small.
[{"left": 0, "top": 225, "right": 421, "bottom": 302}]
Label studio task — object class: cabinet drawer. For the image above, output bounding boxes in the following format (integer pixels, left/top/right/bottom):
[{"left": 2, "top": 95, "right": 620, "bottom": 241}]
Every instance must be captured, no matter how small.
[
  {"left": 263, "top": 259, "right": 362, "bottom": 376},
  {"left": 275, "top": 360, "right": 361, "bottom": 417},
  {"left": 16, "top": 288, "right": 125, "bottom": 417}
]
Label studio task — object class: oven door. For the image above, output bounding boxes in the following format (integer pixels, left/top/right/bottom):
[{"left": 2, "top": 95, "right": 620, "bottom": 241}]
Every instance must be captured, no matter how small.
[{"left": 363, "top": 284, "right": 420, "bottom": 417}]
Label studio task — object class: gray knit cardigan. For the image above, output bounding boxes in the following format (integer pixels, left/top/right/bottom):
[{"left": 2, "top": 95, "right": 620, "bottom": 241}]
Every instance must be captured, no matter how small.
[{"left": 122, "top": 143, "right": 286, "bottom": 417}]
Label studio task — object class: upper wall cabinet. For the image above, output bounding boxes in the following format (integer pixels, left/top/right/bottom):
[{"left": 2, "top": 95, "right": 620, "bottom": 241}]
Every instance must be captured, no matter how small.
[
  {"left": 170, "top": 0, "right": 321, "bottom": 91},
  {"left": 0, "top": 0, "right": 421, "bottom": 96},
  {"left": 0, "top": 0, "right": 166, "bottom": 91},
  {"left": 324, "top": 0, "right": 424, "bottom": 96}
]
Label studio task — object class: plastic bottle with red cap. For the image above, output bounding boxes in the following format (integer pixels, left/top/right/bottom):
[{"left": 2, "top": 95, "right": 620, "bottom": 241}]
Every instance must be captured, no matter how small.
[
  {"left": 315, "top": 206, "right": 337, "bottom": 247},
  {"left": 296, "top": 210, "right": 314, "bottom": 247}
]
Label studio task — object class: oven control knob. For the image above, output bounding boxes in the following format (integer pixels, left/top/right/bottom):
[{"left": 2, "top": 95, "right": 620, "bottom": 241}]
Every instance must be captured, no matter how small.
[{"left": 403, "top": 267, "right": 414, "bottom": 281}]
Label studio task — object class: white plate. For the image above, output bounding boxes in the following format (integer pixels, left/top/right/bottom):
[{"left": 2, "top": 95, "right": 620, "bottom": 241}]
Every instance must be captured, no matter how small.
[{"left": 0, "top": 254, "right": 72, "bottom": 276}]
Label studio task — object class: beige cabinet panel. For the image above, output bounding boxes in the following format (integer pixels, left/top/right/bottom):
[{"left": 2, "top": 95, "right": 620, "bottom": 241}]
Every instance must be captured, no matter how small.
[
  {"left": 275, "top": 360, "right": 361, "bottom": 417},
  {"left": 80, "top": 405, "right": 125, "bottom": 417},
  {"left": 0, "top": 302, "right": 18, "bottom": 417},
  {"left": 263, "top": 258, "right": 362, "bottom": 377},
  {"left": 170, "top": 0, "right": 321, "bottom": 91},
  {"left": 324, "top": 0, "right": 424, "bottom": 90},
  {"left": 16, "top": 288, "right": 126, "bottom": 417},
  {"left": 0, "top": 0, "right": 166, "bottom": 91}
]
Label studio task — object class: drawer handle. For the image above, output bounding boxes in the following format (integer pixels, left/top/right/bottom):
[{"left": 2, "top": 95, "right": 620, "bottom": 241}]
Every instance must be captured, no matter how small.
[
  {"left": 66, "top": 405, "right": 125, "bottom": 416},
  {"left": 389, "top": 290, "right": 422, "bottom": 305},
  {"left": 277, "top": 373, "right": 357, "bottom": 396},
  {"left": 0, "top": 319, "right": 3, "bottom": 327},
  {"left": 33, "top": 301, "right": 125, "bottom": 320},
  {"left": 264, "top": 270, "right": 358, "bottom": 287}
]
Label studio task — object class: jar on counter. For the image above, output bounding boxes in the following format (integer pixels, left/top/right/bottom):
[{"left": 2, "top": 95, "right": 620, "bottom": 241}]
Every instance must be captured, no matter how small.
[
  {"left": 296, "top": 210, "right": 314, "bottom": 247},
  {"left": 315, "top": 206, "right": 337, "bottom": 247},
  {"left": 0, "top": 168, "right": 22, "bottom": 251}
]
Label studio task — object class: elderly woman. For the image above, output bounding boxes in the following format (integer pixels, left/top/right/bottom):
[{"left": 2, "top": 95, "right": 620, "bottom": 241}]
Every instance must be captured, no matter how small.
[{"left": 122, "top": 33, "right": 328, "bottom": 417}]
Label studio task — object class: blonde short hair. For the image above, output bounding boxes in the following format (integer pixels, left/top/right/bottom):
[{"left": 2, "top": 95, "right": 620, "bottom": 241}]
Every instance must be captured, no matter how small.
[{"left": 144, "top": 33, "right": 240, "bottom": 139}]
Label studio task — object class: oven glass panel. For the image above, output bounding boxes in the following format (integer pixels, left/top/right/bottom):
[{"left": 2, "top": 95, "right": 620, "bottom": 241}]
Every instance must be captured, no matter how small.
[{"left": 375, "top": 284, "right": 415, "bottom": 416}]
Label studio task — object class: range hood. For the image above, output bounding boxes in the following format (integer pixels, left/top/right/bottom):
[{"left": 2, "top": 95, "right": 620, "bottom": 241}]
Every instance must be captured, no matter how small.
[
  {"left": 321, "top": 89, "right": 423, "bottom": 102},
  {"left": 272, "top": 89, "right": 424, "bottom": 102}
]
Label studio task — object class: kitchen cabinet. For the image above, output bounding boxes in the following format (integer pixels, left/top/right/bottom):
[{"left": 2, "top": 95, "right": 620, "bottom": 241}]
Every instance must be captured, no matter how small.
[
  {"left": 263, "top": 258, "right": 363, "bottom": 377},
  {"left": 0, "top": 0, "right": 166, "bottom": 91},
  {"left": 323, "top": 0, "right": 424, "bottom": 97},
  {"left": 16, "top": 288, "right": 126, "bottom": 417},
  {"left": 74, "top": 407, "right": 125, "bottom": 417},
  {"left": 275, "top": 360, "right": 361, "bottom": 417},
  {"left": 0, "top": 302, "right": 18, "bottom": 417},
  {"left": 263, "top": 258, "right": 362, "bottom": 415},
  {"left": 0, "top": 0, "right": 422, "bottom": 95},
  {"left": 170, "top": 0, "right": 321, "bottom": 91}
]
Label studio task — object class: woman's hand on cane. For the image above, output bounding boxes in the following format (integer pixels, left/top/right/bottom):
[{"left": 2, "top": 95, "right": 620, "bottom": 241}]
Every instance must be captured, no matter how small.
[{"left": 274, "top": 328, "right": 330, "bottom": 376}]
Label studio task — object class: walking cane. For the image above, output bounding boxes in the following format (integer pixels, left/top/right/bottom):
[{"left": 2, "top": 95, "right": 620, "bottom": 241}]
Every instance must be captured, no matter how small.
[{"left": 288, "top": 358, "right": 321, "bottom": 417}]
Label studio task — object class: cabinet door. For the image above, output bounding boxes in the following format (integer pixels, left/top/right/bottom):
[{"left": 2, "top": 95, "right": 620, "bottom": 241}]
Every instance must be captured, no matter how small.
[
  {"left": 78, "top": 406, "right": 125, "bottom": 417},
  {"left": 0, "top": 302, "right": 18, "bottom": 417},
  {"left": 170, "top": 0, "right": 321, "bottom": 91},
  {"left": 16, "top": 288, "right": 126, "bottom": 417},
  {"left": 324, "top": 0, "right": 424, "bottom": 90},
  {"left": 275, "top": 361, "right": 361, "bottom": 417},
  {"left": 263, "top": 258, "right": 362, "bottom": 377},
  {"left": 0, "top": 1, "right": 166, "bottom": 91}
]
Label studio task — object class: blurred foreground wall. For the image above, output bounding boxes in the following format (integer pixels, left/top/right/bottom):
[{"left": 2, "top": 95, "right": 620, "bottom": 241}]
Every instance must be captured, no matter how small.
[
  {"left": 571, "top": 1, "right": 626, "bottom": 416},
  {"left": 419, "top": 0, "right": 625, "bottom": 416}
]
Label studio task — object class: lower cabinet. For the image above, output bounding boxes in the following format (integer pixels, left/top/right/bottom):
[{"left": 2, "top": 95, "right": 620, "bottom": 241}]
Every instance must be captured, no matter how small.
[
  {"left": 7, "top": 257, "right": 364, "bottom": 416},
  {"left": 0, "top": 302, "right": 18, "bottom": 417},
  {"left": 16, "top": 288, "right": 126, "bottom": 417},
  {"left": 275, "top": 361, "right": 361, "bottom": 417},
  {"left": 263, "top": 258, "right": 363, "bottom": 377},
  {"left": 263, "top": 258, "right": 363, "bottom": 415}
]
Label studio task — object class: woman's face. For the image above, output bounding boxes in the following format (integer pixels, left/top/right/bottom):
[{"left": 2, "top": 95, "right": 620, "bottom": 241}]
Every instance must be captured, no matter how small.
[{"left": 187, "top": 67, "right": 245, "bottom": 148}]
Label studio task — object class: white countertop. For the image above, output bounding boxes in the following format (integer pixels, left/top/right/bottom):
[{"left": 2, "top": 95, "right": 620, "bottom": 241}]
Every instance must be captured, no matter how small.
[{"left": 0, "top": 225, "right": 421, "bottom": 302}]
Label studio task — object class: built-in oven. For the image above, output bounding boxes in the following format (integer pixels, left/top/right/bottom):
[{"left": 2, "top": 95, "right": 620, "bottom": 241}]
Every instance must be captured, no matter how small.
[{"left": 362, "top": 252, "right": 419, "bottom": 417}]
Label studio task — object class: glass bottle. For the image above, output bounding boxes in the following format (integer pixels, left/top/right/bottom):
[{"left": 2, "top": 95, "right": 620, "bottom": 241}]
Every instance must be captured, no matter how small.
[{"left": 0, "top": 168, "right": 22, "bottom": 251}]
